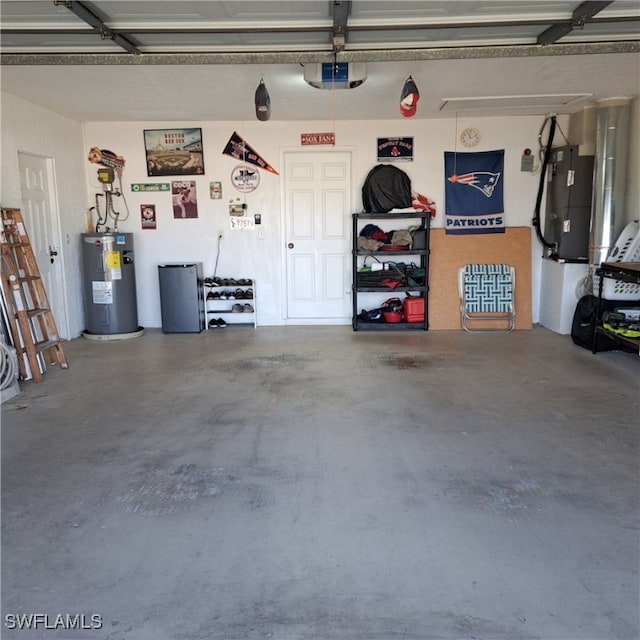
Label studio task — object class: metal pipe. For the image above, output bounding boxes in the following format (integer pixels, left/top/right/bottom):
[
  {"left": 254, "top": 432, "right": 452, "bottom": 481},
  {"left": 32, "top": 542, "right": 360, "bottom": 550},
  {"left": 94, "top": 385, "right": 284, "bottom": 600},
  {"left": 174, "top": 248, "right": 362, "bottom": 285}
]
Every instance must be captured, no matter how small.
[
  {"left": 1, "top": 41, "right": 638, "bottom": 66},
  {"left": 589, "top": 97, "right": 631, "bottom": 272}
]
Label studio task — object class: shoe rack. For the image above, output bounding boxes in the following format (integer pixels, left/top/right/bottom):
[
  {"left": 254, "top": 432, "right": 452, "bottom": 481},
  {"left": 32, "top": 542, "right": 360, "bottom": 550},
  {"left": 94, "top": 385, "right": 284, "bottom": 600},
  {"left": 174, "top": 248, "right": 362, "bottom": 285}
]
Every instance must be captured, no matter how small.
[{"left": 204, "top": 277, "right": 256, "bottom": 329}]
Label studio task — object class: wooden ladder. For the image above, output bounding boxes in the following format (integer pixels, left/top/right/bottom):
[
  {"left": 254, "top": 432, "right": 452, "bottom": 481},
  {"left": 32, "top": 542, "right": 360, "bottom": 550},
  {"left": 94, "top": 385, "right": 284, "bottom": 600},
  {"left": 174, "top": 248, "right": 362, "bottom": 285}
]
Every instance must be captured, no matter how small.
[{"left": 0, "top": 207, "right": 68, "bottom": 382}]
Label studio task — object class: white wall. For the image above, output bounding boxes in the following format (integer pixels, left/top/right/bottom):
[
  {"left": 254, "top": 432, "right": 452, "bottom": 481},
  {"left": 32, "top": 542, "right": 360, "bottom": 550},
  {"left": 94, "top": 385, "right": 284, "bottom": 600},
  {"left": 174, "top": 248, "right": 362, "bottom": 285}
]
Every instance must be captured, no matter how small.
[
  {"left": 83, "top": 115, "right": 553, "bottom": 330},
  {"left": 1, "top": 91, "right": 88, "bottom": 338},
  {"left": 2, "top": 90, "right": 638, "bottom": 336}
]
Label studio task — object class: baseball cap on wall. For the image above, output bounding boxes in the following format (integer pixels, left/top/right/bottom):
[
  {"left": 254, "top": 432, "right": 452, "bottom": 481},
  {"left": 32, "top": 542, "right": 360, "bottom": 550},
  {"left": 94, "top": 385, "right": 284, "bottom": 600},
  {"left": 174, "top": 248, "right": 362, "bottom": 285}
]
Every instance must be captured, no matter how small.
[
  {"left": 255, "top": 79, "right": 271, "bottom": 121},
  {"left": 399, "top": 76, "right": 419, "bottom": 118}
]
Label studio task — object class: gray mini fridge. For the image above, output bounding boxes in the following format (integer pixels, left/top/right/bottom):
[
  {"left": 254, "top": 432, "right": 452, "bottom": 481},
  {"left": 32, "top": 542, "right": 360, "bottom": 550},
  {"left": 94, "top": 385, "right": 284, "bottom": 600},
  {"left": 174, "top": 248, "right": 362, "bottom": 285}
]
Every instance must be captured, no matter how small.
[{"left": 158, "top": 263, "right": 205, "bottom": 333}]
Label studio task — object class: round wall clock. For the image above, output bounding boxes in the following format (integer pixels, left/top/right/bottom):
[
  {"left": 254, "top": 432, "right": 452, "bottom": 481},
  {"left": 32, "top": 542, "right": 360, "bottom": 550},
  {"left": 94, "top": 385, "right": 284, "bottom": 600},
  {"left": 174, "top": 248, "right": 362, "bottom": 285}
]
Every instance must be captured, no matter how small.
[{"left": 460, "top": 127, "right": 481, "bottom": 148}]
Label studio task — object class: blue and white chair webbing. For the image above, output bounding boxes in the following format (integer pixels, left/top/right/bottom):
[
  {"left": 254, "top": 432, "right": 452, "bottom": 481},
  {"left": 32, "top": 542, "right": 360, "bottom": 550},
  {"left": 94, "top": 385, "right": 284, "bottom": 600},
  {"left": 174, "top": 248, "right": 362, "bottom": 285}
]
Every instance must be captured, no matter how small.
[{"left": 458, "top": 263, "right": 515, "bottom": 332}]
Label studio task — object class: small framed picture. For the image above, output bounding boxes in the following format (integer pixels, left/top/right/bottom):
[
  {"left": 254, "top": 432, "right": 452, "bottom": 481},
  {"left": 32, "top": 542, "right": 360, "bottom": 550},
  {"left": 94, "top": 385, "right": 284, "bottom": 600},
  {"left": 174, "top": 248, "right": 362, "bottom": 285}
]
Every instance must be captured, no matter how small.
[
  {"left": 210, "top": 181, "right": 222, "bottom": 199},
  {"left": 140, "top": 204, "right": 157, "bottom": 229}
]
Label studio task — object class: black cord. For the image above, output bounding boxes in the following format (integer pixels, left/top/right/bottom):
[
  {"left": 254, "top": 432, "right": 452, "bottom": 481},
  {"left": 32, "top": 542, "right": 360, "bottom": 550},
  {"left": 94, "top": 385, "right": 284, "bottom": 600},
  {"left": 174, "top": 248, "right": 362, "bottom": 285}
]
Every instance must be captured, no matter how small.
[
  {"left": 362, "top": 254, "right": 382, "bottom": 267},
  {"left": 532, "top": 115, "right": 558, "bottom": 251}
]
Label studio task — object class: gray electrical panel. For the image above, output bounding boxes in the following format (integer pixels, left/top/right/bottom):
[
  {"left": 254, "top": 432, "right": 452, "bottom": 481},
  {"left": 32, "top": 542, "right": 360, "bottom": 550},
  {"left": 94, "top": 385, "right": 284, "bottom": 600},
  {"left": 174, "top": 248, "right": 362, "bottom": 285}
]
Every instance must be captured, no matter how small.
[
  {"left": 82, "top": 233, "right": 139, "bottom": 335},
  {"left": 543, "top": 145, "right": 594, "bottom": 262}
]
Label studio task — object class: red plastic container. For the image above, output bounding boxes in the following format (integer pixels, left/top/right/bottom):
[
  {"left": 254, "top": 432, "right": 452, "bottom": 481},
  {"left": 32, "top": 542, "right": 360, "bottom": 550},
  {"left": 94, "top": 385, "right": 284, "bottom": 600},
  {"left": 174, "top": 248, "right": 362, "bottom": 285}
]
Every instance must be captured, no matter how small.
[
  {"left": 404, "top": 296, "right": 425, "bottom": 323},
  {"left": 383, "top": 310, "right": 403, "bottom": 323},
  {"left": 383, "top": 297, "right": 403, "bottom": 323}
]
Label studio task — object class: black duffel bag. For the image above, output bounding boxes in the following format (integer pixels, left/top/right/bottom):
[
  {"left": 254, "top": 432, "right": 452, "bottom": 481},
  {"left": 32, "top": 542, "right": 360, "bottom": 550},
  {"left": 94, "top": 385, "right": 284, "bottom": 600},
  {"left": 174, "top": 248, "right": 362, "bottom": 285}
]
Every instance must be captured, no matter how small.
[{"left": 571, "top": 294, "right": 639, "bottom": 351}]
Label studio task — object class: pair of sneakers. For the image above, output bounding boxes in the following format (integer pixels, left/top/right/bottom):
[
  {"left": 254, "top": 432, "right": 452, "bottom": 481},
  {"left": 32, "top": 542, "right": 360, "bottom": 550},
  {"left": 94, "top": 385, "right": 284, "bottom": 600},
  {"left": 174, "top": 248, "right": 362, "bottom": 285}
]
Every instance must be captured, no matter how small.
[
  {"left": 232, "top": 303, "right": 254, "bottom": 313},
  {"left": 208, "top": 317, "right": 227, "bottom": 328}
]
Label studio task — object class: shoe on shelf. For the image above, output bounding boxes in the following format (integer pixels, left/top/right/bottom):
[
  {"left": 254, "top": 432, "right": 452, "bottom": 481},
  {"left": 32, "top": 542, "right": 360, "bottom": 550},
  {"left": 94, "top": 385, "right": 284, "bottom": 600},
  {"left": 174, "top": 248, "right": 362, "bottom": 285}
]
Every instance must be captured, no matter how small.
[
  {"left": 234, "top": 288, "right": 245, "bottom": 299},
  {"left": 243, "top": 303, "right": 254, "bottom": 313},
  {"left": 217, "top": 317, "right": 227, "bottom": 328},
  {"left": 232, "top": 303, "right": 244, "bottom": 313},
  {"left": 245, "top": 288, "right": 254, "bottom": 299},
  {"left": 206, "top": 291, "right": 216, "bottom": 300},
  {"left": 208, "top": 318, "right": 219, "bottom": 328}
]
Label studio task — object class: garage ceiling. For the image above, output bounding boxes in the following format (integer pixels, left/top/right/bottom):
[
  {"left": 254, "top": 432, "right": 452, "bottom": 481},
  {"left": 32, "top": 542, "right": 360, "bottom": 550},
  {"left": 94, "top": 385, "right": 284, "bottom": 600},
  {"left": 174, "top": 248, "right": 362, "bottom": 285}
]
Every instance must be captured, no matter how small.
[{"left": 1, "top": 1, "right": 639, "bottom": 122}]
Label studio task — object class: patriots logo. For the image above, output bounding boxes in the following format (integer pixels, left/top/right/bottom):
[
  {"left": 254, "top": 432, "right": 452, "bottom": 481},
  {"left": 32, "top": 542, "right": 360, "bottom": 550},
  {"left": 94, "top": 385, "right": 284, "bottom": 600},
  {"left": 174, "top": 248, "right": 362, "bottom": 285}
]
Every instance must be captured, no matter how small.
[{"left": 448, "top": 172, "right": 501, "bottom": 198}]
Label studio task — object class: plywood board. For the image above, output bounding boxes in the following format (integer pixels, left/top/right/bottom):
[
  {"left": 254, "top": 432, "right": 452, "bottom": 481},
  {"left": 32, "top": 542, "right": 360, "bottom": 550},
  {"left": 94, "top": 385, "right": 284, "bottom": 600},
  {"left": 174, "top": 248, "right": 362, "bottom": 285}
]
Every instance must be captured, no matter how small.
[{"left": 429, "top": 227, "right": 532, "bottom": 330}]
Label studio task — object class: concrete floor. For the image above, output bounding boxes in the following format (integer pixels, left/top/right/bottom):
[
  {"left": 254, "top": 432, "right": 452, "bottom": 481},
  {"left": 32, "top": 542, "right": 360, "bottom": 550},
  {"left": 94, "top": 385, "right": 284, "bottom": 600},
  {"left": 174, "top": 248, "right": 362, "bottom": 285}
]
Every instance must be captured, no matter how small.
[{"left": 1, "top": 325, "right": 638, "bottom": 640}]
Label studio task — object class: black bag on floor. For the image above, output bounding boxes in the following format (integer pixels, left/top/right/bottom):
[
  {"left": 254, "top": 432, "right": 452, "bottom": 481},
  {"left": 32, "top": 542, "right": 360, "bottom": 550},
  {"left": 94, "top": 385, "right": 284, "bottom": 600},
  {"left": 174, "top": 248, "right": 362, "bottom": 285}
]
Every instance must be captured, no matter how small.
[{"left": 571, "top": 294, "right": 638, "bottom": 351}]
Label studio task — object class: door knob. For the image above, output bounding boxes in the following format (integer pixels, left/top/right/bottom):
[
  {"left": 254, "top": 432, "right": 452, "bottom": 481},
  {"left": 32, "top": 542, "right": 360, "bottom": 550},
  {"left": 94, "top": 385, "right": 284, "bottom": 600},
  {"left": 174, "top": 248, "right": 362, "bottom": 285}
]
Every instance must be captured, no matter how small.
[{"left": 288, "top": 243, "right": 294, "bottom": 249}]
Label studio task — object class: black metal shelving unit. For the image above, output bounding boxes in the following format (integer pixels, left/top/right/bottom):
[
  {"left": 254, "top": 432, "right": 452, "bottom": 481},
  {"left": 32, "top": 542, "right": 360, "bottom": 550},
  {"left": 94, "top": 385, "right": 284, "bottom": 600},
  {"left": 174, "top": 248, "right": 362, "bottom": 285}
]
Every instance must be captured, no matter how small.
[{"left": 352, "top": 212, "right": 431, "bottom": 331}]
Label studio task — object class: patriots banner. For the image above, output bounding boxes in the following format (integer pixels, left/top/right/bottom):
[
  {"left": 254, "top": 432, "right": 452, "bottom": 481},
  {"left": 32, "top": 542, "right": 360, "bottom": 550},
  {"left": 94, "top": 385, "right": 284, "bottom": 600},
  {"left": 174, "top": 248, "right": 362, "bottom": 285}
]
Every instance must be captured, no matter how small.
[{"left": 444, "top": 150, "right": 505, "bottom": 235}]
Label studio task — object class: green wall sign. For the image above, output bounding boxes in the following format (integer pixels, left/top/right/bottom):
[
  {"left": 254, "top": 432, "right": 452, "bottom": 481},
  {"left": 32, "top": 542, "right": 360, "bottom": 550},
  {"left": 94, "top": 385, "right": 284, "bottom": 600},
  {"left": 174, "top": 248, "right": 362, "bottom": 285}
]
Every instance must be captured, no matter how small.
[{"left": 130, "top": 183, "right": 170, "bottom": 192}]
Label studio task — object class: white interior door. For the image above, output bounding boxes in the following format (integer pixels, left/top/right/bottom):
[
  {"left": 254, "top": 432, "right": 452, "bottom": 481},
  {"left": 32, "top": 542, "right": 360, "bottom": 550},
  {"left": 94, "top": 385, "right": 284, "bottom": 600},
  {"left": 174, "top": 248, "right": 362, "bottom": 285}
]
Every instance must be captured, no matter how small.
[
  {"left": 283, "top": 150, "right": 352, "bottom": 321},
  {"left": 18, "top": 152, "right": 69, "bottom": 339}
]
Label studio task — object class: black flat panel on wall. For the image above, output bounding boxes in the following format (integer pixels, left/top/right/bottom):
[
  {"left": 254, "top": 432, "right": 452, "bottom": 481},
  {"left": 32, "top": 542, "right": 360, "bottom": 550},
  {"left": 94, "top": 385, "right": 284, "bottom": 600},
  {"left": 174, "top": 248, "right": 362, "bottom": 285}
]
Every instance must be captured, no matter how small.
[{"left": 543, "top": 145, "right": 594, "bottom": 262}]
